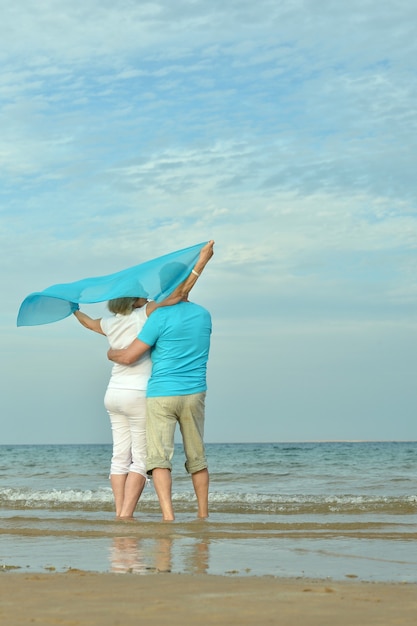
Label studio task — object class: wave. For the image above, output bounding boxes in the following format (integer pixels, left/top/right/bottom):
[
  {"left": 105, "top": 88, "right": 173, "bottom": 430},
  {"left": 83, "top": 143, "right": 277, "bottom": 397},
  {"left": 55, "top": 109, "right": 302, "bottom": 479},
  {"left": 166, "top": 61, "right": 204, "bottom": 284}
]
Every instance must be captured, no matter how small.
[{"left": 1, "top": 487, "right": 416, "bottom": 515}]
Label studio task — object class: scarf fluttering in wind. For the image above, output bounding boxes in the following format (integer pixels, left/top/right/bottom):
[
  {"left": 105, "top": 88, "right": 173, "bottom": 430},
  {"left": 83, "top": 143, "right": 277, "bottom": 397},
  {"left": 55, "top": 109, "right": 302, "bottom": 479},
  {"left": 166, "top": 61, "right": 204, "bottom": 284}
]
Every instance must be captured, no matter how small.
[{"left": 17, "top": 242, "right": 207, "bottom": 327}]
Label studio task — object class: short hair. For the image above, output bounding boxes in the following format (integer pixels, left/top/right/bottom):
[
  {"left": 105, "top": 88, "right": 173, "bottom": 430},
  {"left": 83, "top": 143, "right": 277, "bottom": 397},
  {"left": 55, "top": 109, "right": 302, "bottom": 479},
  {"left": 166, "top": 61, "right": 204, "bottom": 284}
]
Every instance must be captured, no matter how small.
[{"left": 107, "top": 297, "right": 139, "bottom": 315}]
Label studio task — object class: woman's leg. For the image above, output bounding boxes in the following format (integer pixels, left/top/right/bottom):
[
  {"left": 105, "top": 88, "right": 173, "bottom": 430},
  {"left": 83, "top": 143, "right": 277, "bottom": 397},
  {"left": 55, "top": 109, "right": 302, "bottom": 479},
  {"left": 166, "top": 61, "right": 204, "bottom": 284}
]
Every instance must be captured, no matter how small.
[
  {"left": 119, "top": 391, "right": 148, "bottom": 518},
  {"left": 119, "top": 472, "right": 146, "bottom": 518},
  {"left": 105, "top": 389, "right": 132, "bottom": 516},
  {"left": 110, "top": 474, "right": 128, "bottom": 516}
]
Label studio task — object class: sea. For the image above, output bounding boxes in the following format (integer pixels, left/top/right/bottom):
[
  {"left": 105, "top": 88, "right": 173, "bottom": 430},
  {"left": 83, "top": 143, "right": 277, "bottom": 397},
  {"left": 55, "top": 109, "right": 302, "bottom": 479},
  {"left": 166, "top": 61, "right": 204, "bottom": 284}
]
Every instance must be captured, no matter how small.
[{"left": 1, "top": 441, "right": 416, "bottom": 581}]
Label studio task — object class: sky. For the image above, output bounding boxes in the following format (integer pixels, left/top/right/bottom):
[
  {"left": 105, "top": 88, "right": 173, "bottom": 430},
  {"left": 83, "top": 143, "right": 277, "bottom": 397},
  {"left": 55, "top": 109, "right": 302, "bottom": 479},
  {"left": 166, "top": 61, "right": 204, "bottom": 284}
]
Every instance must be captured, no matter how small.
[{"left": 1, "top": 0, "right": 416, "bottom": 444}]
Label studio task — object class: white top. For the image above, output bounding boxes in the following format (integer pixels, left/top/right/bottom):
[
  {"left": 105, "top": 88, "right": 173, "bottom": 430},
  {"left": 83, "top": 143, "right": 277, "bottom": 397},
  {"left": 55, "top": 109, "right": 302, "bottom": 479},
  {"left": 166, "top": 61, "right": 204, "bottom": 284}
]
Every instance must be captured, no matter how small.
[{"left": 100, "top": 307, "right": 151, "bottom": 391}]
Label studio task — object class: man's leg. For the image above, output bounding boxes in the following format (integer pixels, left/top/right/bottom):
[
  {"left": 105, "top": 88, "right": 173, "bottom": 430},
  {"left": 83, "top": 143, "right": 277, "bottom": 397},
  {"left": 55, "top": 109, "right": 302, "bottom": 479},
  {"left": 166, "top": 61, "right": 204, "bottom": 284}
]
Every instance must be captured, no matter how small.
[
  {"left": 152, "top": 468, "right": 175, "bottom": 521},
  {"left": 146, "top": 397, "right": 177, "bottom": 521},
  {"left": 191, "top": 468, "right": 209, "bottom": 519},
  {"left": 179, "top": 393, "right": 209, "bottom": 518}
]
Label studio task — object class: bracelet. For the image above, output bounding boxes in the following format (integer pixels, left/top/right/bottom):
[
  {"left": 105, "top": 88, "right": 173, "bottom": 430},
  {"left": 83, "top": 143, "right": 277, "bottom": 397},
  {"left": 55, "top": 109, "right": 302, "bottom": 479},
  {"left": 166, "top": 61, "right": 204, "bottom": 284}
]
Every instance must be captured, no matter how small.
[{"left": 191, "top": 269, "right": 200, "bottom": 277}]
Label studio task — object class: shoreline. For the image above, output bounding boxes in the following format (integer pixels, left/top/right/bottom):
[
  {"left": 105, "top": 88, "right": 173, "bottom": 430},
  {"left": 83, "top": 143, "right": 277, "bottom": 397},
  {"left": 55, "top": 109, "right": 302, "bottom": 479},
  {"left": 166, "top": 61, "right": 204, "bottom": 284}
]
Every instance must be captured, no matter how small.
[
  {"left": 1, "top": 572, "right": 416, "bottom": 626},
  {"left": 2, "top": 515, "right": 417, "bottom": 582}
]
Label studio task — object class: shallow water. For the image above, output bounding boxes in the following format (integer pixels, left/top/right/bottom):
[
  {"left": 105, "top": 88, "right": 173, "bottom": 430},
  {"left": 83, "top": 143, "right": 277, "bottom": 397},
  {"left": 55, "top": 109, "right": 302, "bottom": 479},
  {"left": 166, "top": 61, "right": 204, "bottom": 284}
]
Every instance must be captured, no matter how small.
[{"left": 1, "top": 442, "right": 416, "bottom": 580}]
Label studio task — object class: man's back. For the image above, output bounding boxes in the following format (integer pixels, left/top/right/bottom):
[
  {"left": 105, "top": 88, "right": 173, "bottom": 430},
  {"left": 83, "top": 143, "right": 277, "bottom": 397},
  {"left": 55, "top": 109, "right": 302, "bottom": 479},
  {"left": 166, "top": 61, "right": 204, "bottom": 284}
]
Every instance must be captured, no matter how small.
[{"left": 138, "top": 301, "right": 211, "bottom": 397}]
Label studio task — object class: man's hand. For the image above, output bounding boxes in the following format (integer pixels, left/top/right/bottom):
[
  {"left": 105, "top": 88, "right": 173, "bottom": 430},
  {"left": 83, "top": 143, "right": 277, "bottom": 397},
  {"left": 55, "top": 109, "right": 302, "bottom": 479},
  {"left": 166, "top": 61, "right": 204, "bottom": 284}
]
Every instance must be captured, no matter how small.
[
  {"left": 197, "top": 240, "right": 214, "bottom": 267},
  {"left": 192, "top": 240, "right": 214, "bottom": 276}
]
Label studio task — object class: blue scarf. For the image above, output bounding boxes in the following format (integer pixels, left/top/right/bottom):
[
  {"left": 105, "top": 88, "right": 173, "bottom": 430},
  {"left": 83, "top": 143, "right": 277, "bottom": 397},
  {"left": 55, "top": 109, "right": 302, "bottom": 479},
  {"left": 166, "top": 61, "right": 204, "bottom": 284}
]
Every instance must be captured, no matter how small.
[{"left": 17, "top": 241, "right": 207, "bottom": 326}]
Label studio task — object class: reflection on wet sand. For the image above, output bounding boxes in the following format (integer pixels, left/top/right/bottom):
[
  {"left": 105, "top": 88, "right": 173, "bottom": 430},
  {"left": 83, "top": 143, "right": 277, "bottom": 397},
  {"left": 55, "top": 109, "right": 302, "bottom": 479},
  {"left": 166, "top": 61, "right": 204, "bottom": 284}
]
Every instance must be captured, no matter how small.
[
  {"left": 110, "top": 535, "right": 210, "bottom": 575},
  {"left": 3, "top": 515, "right": 416, "bottom": 580},
  {"left": 110, "top": 537, "right": 146, "bottom": 574}
]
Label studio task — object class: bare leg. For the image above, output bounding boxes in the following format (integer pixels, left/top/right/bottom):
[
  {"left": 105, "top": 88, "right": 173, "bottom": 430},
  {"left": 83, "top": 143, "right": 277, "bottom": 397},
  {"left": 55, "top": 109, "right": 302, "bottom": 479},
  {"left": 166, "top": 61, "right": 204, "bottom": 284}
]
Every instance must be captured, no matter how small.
[
  {"left": 119, "top": 472, "right": 146, "bottom": 519},
  {"left": 110, "top": 474, "right": 127, "bottom": 517},
  {"left": 152, "top": 468, "right": 175, "bottom": 521},
  {"left": 191, "top": 468, "right": 209, "bottom": 519}
]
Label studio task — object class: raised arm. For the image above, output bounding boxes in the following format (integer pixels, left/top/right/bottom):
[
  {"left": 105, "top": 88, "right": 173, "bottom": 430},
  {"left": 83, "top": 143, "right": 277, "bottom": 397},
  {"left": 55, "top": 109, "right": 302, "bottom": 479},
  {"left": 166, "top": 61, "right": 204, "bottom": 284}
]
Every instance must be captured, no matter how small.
[
  {"left": 179, "top": 238, "right": 214, "bottom": 298},
  {"left": 73, "top": 309, "right": 105, "bottom": 335},
  {"left": 146, "top": 240, "right": 214, "bottom": 315}
]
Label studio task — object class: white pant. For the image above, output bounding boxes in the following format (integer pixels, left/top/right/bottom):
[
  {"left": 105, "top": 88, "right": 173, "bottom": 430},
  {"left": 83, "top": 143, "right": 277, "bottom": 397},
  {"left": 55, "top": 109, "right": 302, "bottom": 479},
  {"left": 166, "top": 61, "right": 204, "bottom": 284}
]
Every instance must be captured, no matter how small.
[{"left": 104, "top": 388, "right": 147, "bottom": 478}]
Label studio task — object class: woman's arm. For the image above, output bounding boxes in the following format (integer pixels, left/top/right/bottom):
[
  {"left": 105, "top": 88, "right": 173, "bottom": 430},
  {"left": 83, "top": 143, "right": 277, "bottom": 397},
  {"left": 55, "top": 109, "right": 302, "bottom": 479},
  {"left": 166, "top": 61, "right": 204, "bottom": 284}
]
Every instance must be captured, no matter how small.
[
  {"left": 73, "top": 310, "right": 105, "bottom": 335},
  {"left": 146, "top": 240, "right": 214, "bottom": 315}
]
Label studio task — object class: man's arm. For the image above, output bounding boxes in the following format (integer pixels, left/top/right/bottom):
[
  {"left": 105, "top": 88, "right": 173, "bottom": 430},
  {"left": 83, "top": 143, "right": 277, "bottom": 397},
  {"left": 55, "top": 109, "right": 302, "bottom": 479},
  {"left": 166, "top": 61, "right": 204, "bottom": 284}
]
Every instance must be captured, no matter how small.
[
  {"left": 180, "top": 238, "right": 214, "bottom": 298},
  {"left": 107, "top": 338, "right": 151, "bottom": 365},
  {"left": 145, "top": 240, "right": 214, "bottom": 315}
]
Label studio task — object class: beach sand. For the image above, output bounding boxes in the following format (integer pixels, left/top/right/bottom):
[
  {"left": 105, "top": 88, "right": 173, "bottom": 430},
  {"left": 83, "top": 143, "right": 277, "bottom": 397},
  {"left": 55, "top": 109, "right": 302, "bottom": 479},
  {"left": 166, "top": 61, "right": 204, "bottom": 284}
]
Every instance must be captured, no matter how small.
[{"left": 1, "top": 572, "right": 416, "bottom": 626}]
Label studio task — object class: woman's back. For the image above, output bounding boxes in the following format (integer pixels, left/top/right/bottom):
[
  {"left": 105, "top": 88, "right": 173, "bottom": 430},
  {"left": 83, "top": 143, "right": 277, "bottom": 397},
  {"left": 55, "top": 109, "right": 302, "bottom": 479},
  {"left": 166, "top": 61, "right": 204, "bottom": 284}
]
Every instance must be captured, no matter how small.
[{"left": 101, "top": 308, "right": 151, "bottom": 391}]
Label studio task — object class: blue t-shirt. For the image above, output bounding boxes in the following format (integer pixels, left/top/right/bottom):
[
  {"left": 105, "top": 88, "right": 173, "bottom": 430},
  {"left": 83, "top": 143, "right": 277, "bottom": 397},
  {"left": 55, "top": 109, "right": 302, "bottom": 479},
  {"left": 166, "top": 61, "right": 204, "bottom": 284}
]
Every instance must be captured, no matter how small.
[{"left": 138, "top": 301, "right": 212, "bottom": 397}]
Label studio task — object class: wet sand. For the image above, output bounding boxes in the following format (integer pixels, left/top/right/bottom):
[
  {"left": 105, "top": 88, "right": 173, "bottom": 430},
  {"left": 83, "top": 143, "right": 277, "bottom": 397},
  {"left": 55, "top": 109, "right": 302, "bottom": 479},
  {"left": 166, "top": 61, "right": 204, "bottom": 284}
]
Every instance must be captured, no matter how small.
[
  {"left": 1, "top": 571, "right": 416, "bottom": 625},
  {"left": 1, "top": 515, "right": 417, "bottom": 581},
  {"left": 1, "top": 513, "right": 417, "bottom": 624}
]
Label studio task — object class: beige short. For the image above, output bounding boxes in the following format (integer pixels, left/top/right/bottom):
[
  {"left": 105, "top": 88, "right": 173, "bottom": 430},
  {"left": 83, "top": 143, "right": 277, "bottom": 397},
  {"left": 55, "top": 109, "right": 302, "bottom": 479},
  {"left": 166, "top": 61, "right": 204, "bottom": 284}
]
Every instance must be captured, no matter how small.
[{"left": 146, "top": 392, "right": 207, "bottom": 475}]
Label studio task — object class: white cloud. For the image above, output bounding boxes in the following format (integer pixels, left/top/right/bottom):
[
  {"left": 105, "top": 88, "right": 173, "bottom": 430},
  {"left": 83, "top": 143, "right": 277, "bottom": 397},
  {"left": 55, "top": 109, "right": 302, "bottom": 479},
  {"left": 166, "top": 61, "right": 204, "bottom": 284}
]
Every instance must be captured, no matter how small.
[{"left": 1, "top": 0, "right": 416, "bottom": 443}]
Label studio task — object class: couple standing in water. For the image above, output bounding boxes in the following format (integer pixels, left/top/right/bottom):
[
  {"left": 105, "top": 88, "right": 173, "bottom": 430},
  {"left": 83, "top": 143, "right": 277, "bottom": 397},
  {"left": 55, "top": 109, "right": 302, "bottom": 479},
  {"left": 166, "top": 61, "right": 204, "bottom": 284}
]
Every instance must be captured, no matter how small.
[{"left": 73, "top": 241, "right": 214, "bottom": 521}]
